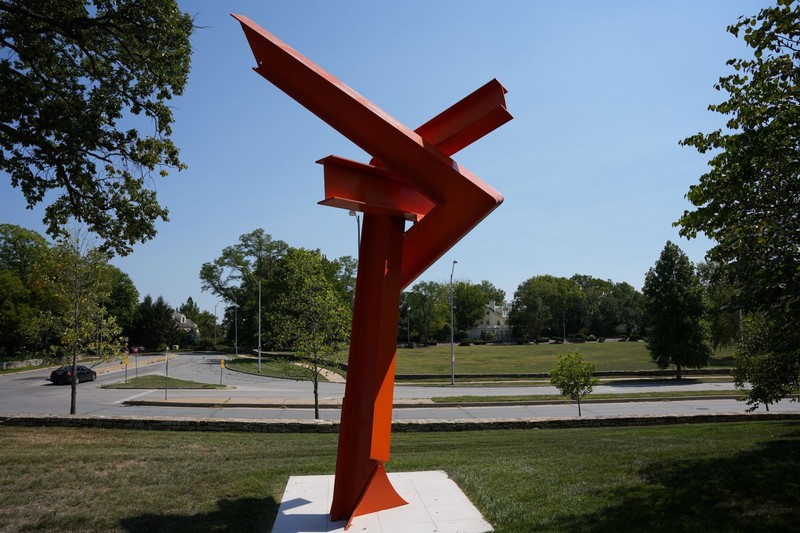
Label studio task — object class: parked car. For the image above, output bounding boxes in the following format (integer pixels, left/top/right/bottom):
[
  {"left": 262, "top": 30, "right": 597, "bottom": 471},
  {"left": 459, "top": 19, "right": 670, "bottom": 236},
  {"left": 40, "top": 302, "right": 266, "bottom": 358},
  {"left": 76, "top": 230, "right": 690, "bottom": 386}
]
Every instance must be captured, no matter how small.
[{"left": 49, "top": 365, "right": 97, "bottom": 385}]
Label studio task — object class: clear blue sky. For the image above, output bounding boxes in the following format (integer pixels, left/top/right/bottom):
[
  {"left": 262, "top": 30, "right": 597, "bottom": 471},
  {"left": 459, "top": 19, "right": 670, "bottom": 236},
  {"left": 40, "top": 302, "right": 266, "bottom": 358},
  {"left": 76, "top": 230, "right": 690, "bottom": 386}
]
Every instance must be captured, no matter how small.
[{"left": 1, "top": 1, "right": 765, "bottom": 314}]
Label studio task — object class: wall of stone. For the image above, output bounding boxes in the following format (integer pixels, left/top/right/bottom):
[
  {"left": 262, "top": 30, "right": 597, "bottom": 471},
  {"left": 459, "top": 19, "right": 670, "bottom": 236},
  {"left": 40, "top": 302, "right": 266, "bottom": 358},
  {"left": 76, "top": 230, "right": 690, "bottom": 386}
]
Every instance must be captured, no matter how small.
[{"left": 1, "top": 412, "right": 797, "bottom": 433}]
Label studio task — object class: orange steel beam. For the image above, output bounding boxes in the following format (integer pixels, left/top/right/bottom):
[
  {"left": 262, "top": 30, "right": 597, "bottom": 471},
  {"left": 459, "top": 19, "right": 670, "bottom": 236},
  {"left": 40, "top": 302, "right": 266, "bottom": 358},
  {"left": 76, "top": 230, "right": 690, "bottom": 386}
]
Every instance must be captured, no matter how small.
[
  {"left": 233, "top": 14, "right": 512, "bottom": 527},
  {"left": 317, "top": 156, "right": 435, "bottom": 222},
  {"left": 233, "top": 14, "right": 510, "bottom": 287}
]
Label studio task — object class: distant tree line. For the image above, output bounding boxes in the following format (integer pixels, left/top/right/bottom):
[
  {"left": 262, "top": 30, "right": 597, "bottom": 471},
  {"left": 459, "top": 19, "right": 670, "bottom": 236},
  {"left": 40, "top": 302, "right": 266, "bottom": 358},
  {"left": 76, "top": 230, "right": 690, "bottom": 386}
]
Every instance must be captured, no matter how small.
[
  {"left": 0, "top": 223, "right": 218, "bottom": 358},
  {"left": 200, "top": 229, "right": 354, "bottom": 355}
]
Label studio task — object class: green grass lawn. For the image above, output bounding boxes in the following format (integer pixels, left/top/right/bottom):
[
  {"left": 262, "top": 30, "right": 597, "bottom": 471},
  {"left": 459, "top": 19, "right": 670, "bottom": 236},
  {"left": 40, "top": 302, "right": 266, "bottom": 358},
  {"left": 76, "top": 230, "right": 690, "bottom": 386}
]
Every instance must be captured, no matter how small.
[
  {"left": 431, "top": 389, "right": 744, "bottom": 403},
  {"left": 396, "top": 342, "right": 734, "bottom": 375},
  {"left": 103, "top": 375, "right": 226, "bottom": 389},
  {"left": 226, "top": 357, "right": 333, "bottom": 381},
  {"left": 0, "top": 421, "right": 797, "bottom": 532},
  {"left": 0, "top": 364, "right": 51, "bottom": 375},
  {"left": 220, "top": 343, "right": 733, "bottom": 383}
]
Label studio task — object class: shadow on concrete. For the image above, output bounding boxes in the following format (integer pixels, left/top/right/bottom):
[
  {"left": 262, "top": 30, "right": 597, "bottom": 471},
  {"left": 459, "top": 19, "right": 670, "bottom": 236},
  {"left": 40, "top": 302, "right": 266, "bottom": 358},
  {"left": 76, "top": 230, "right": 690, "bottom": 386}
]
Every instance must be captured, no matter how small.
[
  {"left": 602, "top": 378, "right": 705, "bottom": 387},
  {"left": 119, "top": 496, "right": 279, "bottom": 533}
]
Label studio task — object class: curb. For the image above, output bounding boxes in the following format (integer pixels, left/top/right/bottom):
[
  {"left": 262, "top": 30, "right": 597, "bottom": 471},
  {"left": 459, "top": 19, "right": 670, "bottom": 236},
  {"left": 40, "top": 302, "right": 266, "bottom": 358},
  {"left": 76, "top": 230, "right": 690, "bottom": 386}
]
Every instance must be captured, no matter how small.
[{"left": 121, "top": 395, "right": 749, "bottom": 409}]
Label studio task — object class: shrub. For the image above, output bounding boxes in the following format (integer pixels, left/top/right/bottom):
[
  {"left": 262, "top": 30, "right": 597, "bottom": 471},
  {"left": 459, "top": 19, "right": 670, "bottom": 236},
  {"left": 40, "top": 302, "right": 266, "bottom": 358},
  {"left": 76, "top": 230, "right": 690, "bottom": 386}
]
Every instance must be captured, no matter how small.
[
  {"left": 535, "top": 337, "right": 550, "bottom": 344},
  {"left": 549, "top": 350, "right": 599, "bottom": 417}
]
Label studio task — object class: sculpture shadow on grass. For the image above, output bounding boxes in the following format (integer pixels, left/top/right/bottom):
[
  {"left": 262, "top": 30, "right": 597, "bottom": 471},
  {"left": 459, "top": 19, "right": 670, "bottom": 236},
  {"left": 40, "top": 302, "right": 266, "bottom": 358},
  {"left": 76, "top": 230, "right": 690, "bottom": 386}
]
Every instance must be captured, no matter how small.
[
  {"left": 548, "top": 428, "right": 800, "bottom": 532},
  {"left": 119, "top": 496, "right": 279, "bottom": 533}
]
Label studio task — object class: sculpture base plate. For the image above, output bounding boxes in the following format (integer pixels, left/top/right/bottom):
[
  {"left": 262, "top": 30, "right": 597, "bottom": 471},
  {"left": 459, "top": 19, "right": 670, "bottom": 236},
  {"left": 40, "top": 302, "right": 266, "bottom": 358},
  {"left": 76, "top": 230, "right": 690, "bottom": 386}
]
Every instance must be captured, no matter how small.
[{"left": 271, "top": 470, "right": 493, "bottom": 533}]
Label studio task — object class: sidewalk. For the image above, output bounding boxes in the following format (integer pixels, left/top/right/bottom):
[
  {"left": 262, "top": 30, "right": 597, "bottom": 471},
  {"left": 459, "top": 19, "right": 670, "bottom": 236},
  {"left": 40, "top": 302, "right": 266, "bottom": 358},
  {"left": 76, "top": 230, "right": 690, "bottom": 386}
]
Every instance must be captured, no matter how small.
[{"left": 121, "top": 392, "right": 753, "bottom": 410}]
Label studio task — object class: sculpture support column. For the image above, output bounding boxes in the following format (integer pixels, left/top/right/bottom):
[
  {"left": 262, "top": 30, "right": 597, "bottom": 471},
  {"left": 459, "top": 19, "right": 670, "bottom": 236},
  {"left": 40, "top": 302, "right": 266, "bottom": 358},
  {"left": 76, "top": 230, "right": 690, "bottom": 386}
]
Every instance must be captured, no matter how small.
[{"left": 330, "top": 213, "right": 407, "bottom": 523}]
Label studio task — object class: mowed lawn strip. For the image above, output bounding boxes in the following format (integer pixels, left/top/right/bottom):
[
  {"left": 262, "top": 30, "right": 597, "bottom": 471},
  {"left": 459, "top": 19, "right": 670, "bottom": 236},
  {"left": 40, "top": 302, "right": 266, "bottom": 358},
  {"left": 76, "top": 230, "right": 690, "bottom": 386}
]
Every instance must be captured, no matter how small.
[
  {"left": 226, "top": 358, "right": 334, "bottom": 381},
  {"left": 431, "top": 389, "right": 744, "bottom": 403},
  {"left": 396, "top": 342, "right": 734, "bottom": 375},
  {"left": 0, "top": 421, "right": 797, "bottom": 532},
  {"left": 103, "top": 375, "right": 226, "bottom": 389}
]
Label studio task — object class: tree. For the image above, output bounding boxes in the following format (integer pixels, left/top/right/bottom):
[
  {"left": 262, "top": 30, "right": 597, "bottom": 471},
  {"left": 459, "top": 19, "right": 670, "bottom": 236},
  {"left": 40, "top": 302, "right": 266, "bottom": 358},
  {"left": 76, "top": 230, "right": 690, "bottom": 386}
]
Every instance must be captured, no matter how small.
[
  {"left": 697, "top": 261, "right": 742, "bottom": 350},
  {"left": 200, "top": 229, "right": 289, "bottom": 352},
  {"left": 0, "top": 268, "right": 36, "bottom": 357},
  {"left": 273, "top": 249, "right": 350, "bottom": 419},
  {"left": 452, "top": 281, "right": 490, "bottom": 337},
  {"left": 104, "top": 265, "right": 139, "bottom": 337},
  {"left": 611, "top": 281, "right": 646, "bottom": 336},
  {"left": 326, "top": 255, "right": 358, "bottom": 310},
  {"left": 510, "top": 275, "right": 584, "bottom": 340},
  {"left": 510, "top": 277, "right": 551, "bottom": 340},
  {"left": 678, "top": 1, "right": 800, "bottom": 403},
  {"left": 0, "top": 1, "right": 194, "bottom": 255},
  {"left": 406, "top": 281, "right": 448, "bottom": 344},
  {"left": 46, "top": 229, "right": 124, "bottom": 414},
  {"left": 179, "top": 297, "right": 201, "bottom": 322},
  {"left": 643, "top": 242, "right": 712, "bottom": 379},
  {"left": 478, "top": 280, "right": 506, "bottom": 305},
  {"left": 130, "top": 295, "right": 177, "bottom": 350},
  {"left": 733, "top": 313, "right": 800, "bottom": 411},
  {"left": 0, "top": 224, "right": 50, "bottom": 357},
  {"left": 549, "top": 350, "right": 598, "bottom": 416}
]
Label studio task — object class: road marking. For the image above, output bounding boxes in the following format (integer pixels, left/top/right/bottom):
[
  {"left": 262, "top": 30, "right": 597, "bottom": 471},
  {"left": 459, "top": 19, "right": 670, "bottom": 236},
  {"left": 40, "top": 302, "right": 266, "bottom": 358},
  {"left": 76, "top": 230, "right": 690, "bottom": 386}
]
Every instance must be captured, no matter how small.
[{"left": 115, "top": 390, "right": 155, "bottom": 404}]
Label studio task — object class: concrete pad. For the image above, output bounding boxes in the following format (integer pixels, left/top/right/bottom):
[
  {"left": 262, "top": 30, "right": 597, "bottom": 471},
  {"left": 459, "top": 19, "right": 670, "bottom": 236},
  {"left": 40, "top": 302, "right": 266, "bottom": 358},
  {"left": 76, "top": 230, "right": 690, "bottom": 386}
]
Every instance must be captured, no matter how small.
[{"left": 271, "top": 470, "right": 493, "bottom": 533}]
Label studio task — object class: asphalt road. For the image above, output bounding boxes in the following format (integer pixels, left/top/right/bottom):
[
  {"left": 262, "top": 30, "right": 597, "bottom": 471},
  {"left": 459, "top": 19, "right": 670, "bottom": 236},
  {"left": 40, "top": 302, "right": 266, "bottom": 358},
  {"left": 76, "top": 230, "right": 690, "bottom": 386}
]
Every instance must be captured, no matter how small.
[{"left": 2, "top": 352, "right": 798, "bottom": 420}]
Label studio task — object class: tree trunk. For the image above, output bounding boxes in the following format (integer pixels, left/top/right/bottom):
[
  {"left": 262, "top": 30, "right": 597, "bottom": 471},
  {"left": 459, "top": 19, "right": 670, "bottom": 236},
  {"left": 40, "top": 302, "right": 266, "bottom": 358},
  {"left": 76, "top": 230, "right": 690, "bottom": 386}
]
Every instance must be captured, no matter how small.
[
  {"left": 676, "top": 363, "right": 683, "bottom": 380},
  {"left": 577, "top": 397, "right": 582, "bottom": 417},
  {"left": 70, "top": 349, "right": 78, "bottom": 415},
  {"left": 313, "top": 374, "right": 320, "bottom": 420}
]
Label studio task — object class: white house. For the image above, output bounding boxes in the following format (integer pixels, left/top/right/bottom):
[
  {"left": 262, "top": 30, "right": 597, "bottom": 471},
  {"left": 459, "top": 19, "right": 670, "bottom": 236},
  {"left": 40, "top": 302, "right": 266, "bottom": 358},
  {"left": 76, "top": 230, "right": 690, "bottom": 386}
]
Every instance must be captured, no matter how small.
[
  {"left": 172, "top": 311, "right": 200, "bottom": 342},
  {"left": 466, "top": 300, "right": 511, "bottom": 340}
]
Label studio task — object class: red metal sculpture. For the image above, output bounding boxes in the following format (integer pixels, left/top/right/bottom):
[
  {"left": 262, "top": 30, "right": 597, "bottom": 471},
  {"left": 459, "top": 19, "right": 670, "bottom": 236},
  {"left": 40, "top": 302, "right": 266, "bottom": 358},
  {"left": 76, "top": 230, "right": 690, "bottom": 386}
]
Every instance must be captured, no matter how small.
[{"left": 233, "top": 14, "right": 512, "bottom": 528}]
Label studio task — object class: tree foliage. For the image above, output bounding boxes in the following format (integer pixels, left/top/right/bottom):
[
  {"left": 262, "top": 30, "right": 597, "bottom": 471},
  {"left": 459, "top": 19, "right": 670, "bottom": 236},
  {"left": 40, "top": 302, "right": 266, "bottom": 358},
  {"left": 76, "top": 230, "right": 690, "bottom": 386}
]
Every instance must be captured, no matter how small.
[
  {"left": 510, "top": 275, "right": 584, "bottom": 340},
  {"left": 0, "top": 0, "right": 194, "bottom": 255},
  {"left": 272, "top": 248, "right": 350, "bottom": 419},
  {"left": 453, "top": 281, "right": 492, "bottom": 336},
  {"left": 643, "top": 242, "right": 712, "bottom": 379},
  {"left": 478, "top": 280, "right": 506, "bottom": 304},
  {"left": 45, "top": 229, "right": 124, "bottom": 413},
  {"left": 0, "top": 224, "right": 51, "bottom": 356},
  {"left": 129, "top": 294, "right": 177, "bottom": 350},
  {"left": 678, "top": 1, "right": 799, "bottom": 321},
  {"left": 104, "top": 265, "right": 138, "bottom": 336},
  {"left": 200, "top": 229, "right": 356, "bottom": 352},
  {"left": 697, "top": 261, "right": 741, "bottom": 349},
  {"left": 678, "top": 1, "right": 799, "bottom": 400},
  {"left": 549, "top": 349, "right": 598, "bottom": 416},
  {"left": 733, "top": 312, "right": 800, "bottom": 411},
  {"left": 406, "top": 281, "right": 449, "bottom": 344},
  {"left": 0, "top": 224, "right": 128, "bottom": 368}
]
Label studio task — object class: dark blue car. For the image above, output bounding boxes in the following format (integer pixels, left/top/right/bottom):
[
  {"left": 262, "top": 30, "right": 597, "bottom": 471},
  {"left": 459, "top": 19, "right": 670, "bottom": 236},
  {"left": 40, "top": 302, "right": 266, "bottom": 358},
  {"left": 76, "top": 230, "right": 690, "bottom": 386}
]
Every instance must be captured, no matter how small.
[{"left": 49, "top": 365, "right": 96, "bottom": 385}]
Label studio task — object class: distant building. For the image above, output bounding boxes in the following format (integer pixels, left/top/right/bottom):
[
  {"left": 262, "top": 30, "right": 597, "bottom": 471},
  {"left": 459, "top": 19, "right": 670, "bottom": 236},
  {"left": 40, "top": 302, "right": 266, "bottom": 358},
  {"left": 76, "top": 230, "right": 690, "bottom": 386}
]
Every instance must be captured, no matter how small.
[
  {"left": 173, "top": 310, "right": 200, "bottom": 342},
  {"left": 467, "top": 300, "right": 511, "bottom": 340}
]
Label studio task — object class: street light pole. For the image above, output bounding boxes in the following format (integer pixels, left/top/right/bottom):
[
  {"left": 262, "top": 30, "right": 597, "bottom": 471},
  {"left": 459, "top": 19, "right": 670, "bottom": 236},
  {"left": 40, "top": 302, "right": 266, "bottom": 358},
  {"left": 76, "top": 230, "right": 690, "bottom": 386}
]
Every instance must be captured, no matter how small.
[
  {"left": 214, "top": 301, "right": 224, "bottom": 350},
  {"left": 407, "top": 306, "right": 411, "bottom": 345},
  {"left": 233, "top": 303, "right": 239, "bottom": 356},
  {"left": 450, "top": 259, "right": 458, "bottom": 386},
  {"left": 348, "top": 210, "right": 361, "bottom": 254},
  {"left": 235, "top": 265, "right": 262, "bottom": 373},
  {"left": 257, "top": 278, "right": 262, "bottom": 372}
]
